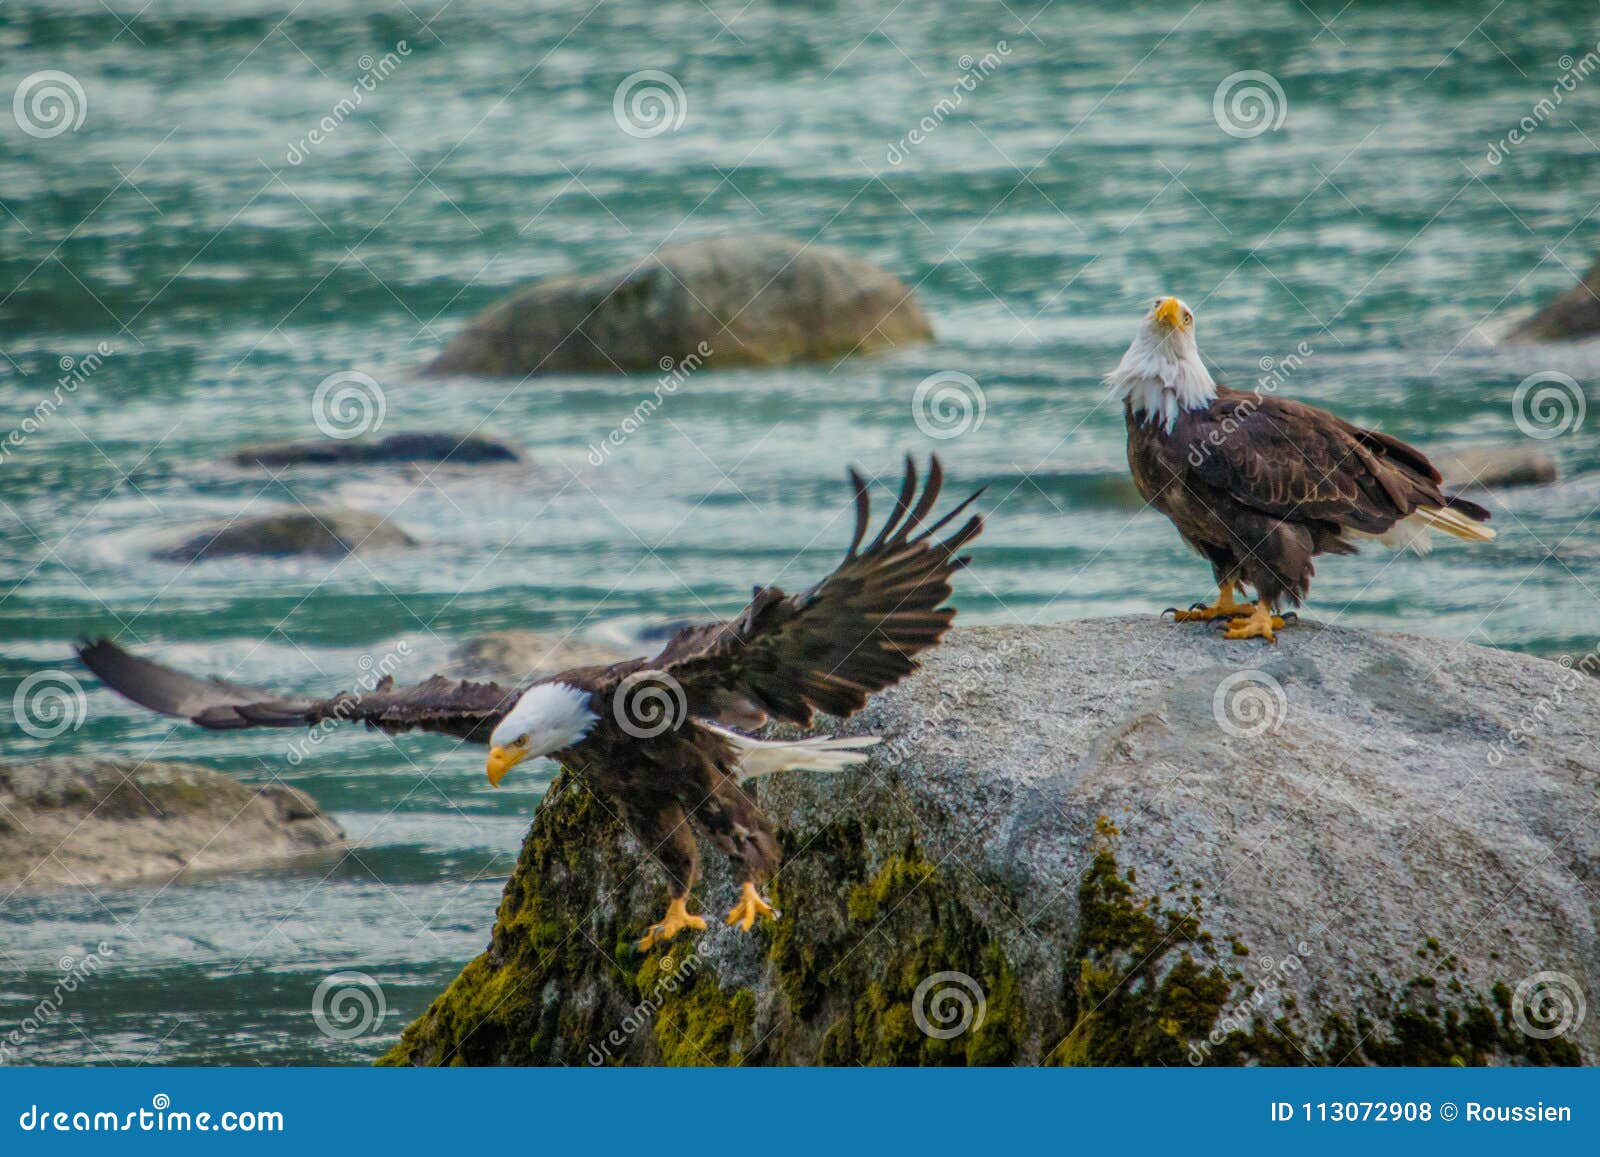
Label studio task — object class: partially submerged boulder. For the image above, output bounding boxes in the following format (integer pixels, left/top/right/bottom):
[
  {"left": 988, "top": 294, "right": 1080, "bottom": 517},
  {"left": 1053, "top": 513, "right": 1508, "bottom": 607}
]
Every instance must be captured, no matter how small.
[
  {"left": 1508, "top": 256, "right": 1600, "bottom": 342},
  {"left": 158, "top": 508, "right": 415, "bottom": 561},
  {"left": 423, "top": 236, "right": 934, "bottom": 376},
  {"left": 447, "top": 630, "right": 628, "bottom": 683},
  {"left": 232, "top": 432, "right": 523, "bottom": 469},
  {"left": 385, "top": 618, "right": 1598, "bottom": 1066},
  {"left": 1436, "top": 444, "right": 1559, "bottom": 489},
  {"left": 0, "top": 759, "right": 344, "bottom": 888}
]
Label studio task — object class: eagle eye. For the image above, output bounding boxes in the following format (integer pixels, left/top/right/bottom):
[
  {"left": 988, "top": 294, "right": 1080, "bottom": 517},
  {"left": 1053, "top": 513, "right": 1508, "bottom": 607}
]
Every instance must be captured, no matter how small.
[{"left": 515, "top": 733, "right": 529, "bottom": 747}]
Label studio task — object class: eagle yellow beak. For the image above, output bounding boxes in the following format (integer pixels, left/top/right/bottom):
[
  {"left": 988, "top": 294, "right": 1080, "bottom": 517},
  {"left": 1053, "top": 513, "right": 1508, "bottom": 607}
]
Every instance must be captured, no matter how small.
[
  {"left": 1153, "top": 297, "right": 1186, "bottom": 330},
  {"left": 486, "top": 745, "right": 528, "bottom": 787}
]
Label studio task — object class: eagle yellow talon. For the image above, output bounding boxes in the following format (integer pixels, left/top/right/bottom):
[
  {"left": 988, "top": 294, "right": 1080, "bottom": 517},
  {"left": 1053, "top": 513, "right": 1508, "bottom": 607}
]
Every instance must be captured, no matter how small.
[
  {"left": 725, "top": 881, "right": 776, "bottom": 932},
  {"left": 1220, "top": 603, "right": 1285, "bottom": 642},
  {"left": 636, "top": 896, "right": 707, "bottom": 952},
  {"left": 1170, "top": 582, "right": 1257, "bottom": 622}
]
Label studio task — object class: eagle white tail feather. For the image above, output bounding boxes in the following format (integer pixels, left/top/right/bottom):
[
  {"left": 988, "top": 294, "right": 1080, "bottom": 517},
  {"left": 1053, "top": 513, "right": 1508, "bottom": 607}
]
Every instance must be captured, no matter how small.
[
  {"left": 1416, "top": 505, "right": 1496, "bottom": 543},
  {"left": 703, "top": 725, "right": 881, "bottom": 779},
  {"left": 1344, "top": 507, "right": 1495, "bottom": 555}
]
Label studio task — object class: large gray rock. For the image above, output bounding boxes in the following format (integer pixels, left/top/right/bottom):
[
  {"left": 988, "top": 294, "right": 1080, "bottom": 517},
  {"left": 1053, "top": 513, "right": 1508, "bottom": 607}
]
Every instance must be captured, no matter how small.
[
  {"left": 1436, "top": 444, "right": 1559, "bottom": 489},
  {"left": 385, "top": 618, "right": 1597, "bottom": 1067},
  {"left": 423, "top": 236, "right": 934, "bottom": 376},
  {"left": 0, "top": 759, "right": 344, "bottom": 888},
  {"left": 158, "top": 507, "right": 415, "bottom": 561},
  {"left": 1508, "top": 256, "right": 1600, "bottom": 341},
  {"left": 446, "top": 630, "right": 628, "bottom": 683}
]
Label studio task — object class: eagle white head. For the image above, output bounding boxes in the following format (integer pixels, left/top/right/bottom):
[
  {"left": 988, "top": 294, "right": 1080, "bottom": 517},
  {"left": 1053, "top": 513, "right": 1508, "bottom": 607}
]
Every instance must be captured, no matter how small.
[
  {"left": 485, "top": 682, "right": 599, "bottom": 786},
  {"left": 1107, "top": 296, "right": 1218, "bottom": 432}
]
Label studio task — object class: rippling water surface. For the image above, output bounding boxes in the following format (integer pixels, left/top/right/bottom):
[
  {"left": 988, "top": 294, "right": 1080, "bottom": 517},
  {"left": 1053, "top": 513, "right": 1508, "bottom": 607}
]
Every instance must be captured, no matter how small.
[{"left": 4, "top": 0, "right": 1600, "bottom": 1063}]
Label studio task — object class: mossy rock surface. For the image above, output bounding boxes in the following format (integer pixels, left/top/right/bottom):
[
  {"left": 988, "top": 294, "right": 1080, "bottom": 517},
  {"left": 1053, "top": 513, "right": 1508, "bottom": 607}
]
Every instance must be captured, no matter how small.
[{"left": 384, "top": 620, "right": 1599, "bottom": 1066}]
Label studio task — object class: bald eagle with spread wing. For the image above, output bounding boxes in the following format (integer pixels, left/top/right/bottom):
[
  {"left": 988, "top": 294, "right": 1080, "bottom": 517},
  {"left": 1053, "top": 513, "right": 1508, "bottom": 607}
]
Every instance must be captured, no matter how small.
[
  {"left": 78, "top": 457, "right": 983, "bottom": 950},
  {"left": 1113, "top": 297, "right": 1493, "bottom": 642}
]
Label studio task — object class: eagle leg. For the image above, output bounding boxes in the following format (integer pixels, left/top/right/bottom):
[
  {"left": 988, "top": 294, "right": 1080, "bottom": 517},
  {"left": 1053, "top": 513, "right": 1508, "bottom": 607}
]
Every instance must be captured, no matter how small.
[
  {"left": 636, "top": 896, "right": 708, "bottom": 952},
  {"left": 1170, "top": 582, "right": 1257, "bottom": 622},
  {"left": 1220, "top": 602, "right": 1287, "bottom": 643},
  {"left": 725, "top": 881, "right": 777, "bottom": 932}
]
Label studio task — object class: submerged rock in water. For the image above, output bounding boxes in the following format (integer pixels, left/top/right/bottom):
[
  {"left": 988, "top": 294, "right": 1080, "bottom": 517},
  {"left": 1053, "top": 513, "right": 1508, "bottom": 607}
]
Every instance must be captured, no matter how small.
[
  {"left": 423, "top": 236, "right": 934, "bottom": 376},
  {"left": 231, "top": 432, "right": 523, "bottom": 468},
  {"left": 1507, "top": 257, "right": 1600, "bottom": 342},
  {"left": 158, "top": 508, "right": 415, "bottom": 561},
  {"left": 1436, "top": 445, "right": 1560, "bottom": 489},
  {"left": 0, "top": 759, "right": 344, "bottom": 888},
  {"left": 384, "top": 618, "right": 1598, "bottom": 1067},
  {"left": 447, "top": 630, "right": 629, "bottom": 683}
]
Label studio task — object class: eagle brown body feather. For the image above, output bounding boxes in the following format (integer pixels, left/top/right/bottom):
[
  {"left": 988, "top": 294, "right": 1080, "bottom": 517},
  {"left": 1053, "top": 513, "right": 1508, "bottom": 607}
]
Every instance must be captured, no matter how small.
[
  {"left": 78, "top": 456, "right": 982, "bottom": 911},
  {"left": 1126, "top": 385, "right": 1491, "bottom": 608}
]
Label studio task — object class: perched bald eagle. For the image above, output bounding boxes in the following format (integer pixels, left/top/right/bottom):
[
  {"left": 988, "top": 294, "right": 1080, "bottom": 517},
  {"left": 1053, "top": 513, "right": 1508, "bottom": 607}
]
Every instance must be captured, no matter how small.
[
  {"left": 77, "top": 457, "right": 983, "bottom": 950},
  {"left": 1112, "top": 297, "right": 1493, "bottom": 642}
]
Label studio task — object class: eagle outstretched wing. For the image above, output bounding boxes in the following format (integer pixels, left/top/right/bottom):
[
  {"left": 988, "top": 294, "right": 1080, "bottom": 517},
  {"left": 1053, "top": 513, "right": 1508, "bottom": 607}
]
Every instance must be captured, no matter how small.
[
  {"left": 76, "top": 639, "right": 518, "bottom": 743},
  {"left": 1185, "top": 391, "right": 1490, "bottom": 533},
  {"left": 647, "top": 455, "right": 984, "bottom": 728}
]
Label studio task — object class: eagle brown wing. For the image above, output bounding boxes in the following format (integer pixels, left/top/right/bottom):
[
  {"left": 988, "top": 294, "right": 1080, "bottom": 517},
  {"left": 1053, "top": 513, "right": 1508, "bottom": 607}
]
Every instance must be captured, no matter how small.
[
  {"left": 77, "top": 638, "right": 518, "bottom": 743},
  {"left": 646, "top": 455, "right": 983, "bottom": 728},
  {"left": 1184, "top": 390, "right": 1488, "bottom": 532}
]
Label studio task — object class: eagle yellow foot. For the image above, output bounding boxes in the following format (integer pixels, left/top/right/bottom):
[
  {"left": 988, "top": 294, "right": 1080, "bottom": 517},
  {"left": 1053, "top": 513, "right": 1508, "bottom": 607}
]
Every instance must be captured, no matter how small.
[
  {"left": 1220, "top": 603, "right": 1287, "bottom": 643},
  {"left": 725, "top": 881, "right": 777, "bottom": 932},
  {"left": 636, "top": 896, "right": 707, "bottom": 952},
  {"left": 1168, "top": 584, "right": 1254, "bottom": 622}
]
